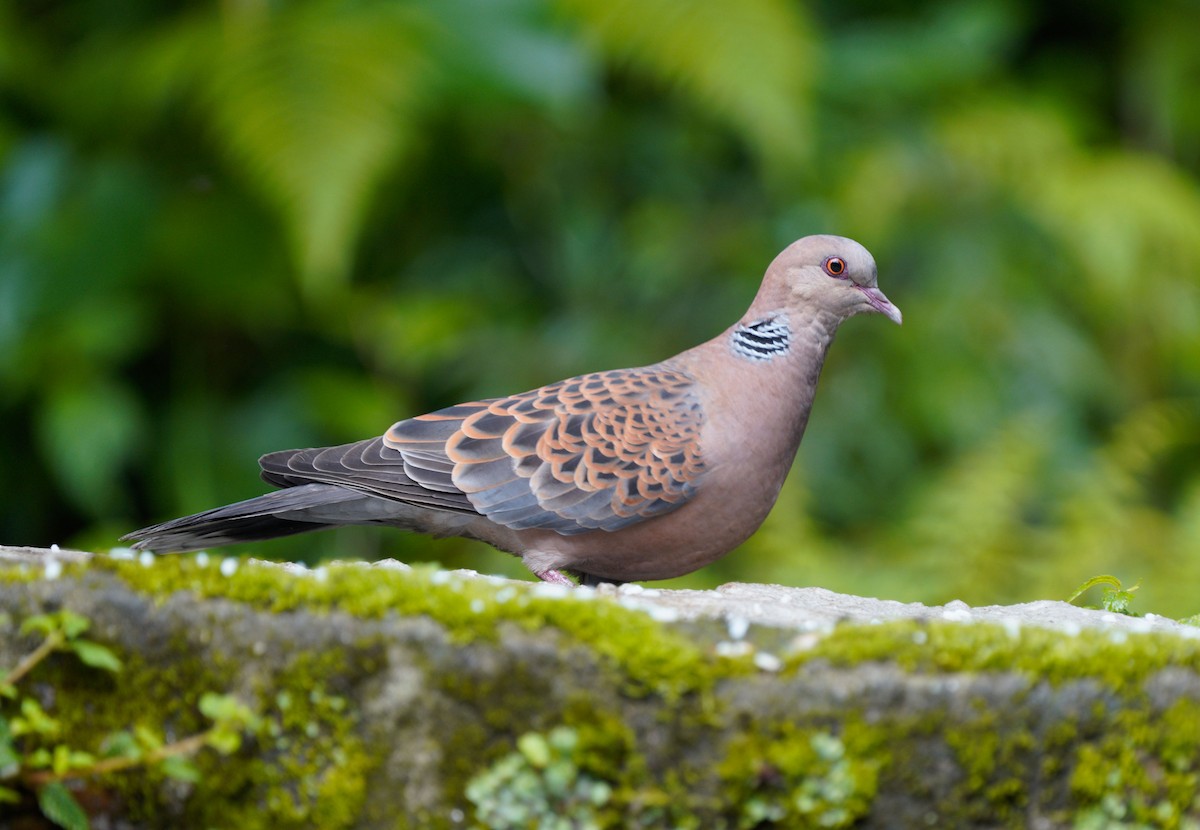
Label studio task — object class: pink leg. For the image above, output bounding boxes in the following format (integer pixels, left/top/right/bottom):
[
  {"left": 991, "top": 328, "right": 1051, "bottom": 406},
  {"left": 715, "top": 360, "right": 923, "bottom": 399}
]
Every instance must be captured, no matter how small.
[{"left": 534, "top": 568, "right": 576, "bottom": 586}]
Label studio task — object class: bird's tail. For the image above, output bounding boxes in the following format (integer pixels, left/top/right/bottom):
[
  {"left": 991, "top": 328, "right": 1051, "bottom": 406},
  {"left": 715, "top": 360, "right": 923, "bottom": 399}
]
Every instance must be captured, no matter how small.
[{"left": 121, "top": 484, "right": 366, "bottom": 552}]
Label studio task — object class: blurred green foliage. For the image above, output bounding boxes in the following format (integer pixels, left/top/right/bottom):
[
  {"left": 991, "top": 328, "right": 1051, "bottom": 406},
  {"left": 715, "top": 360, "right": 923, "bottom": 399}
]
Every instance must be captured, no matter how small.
[{"left": 1, "top": 0, "right": 1198, "bottom": 613}]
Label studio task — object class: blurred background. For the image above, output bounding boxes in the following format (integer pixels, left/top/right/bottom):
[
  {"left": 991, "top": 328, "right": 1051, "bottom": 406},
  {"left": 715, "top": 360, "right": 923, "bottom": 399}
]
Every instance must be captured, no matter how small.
[{"left": 1, "top": 0, "right": 1198, "bottom": 614}]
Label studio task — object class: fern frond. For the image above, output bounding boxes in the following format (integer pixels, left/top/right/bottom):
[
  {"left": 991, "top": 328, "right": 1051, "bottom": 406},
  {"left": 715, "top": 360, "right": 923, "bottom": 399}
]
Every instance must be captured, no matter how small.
[
  {"left": 203, "top": 4, "right": 432, "bottom": 292},
  {"left": 555, "top": 0, "right": 814, "bottom": 167}
]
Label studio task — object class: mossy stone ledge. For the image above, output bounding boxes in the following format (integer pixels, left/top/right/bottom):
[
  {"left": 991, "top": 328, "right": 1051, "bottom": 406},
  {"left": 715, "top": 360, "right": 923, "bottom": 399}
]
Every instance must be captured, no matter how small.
[{"left": 2, "top": 545, "right": 1199, "bottom": 829}]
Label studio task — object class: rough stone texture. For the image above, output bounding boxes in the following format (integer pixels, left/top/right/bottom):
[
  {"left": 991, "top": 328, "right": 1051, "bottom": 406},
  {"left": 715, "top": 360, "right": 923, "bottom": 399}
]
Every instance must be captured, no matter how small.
[{"left": 2, "top": 545, "right": 1200, "bottom": 829}]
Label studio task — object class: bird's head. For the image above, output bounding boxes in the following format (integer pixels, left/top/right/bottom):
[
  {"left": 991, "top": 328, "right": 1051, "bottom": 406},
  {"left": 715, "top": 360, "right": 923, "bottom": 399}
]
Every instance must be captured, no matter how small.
[{"left": 764, "top": 234, "right": 902, "bottom": 326}]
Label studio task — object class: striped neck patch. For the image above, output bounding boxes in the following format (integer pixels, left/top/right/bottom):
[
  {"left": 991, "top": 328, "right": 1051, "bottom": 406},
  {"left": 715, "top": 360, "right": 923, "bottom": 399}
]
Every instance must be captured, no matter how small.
[{"left": 731, "top": 316, "right": 791, "bottom": 362}]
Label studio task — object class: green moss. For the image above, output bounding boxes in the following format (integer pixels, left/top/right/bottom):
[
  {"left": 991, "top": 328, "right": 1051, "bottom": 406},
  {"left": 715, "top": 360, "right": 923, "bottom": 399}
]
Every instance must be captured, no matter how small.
[
  {"left": 25, "top": 625, "right": 376, "bottom": 830},
  {"left": 81, "top": 554, "right": 751, "bottom": 701},
  {"left": 1069, "top": 701, "right": 1200, "bottom": 829},
  {"left": 944, "top": 709, "right": 1036, "bottom": 825},
  {"left": 788, "top": 619, "right": 1200, "bottom": 695},
  {"left": 192, "top": 650, "right": 376, "bottom": 830},
  {"left": 718, "top": 720, "right": 886, "bottom": 829}
]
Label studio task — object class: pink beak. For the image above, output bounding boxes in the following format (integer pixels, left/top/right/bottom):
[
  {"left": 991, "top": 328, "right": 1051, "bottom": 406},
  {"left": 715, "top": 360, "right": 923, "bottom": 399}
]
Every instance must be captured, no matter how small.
[{"left": 856, "top": 285, "right": 903, "bottom": 325}]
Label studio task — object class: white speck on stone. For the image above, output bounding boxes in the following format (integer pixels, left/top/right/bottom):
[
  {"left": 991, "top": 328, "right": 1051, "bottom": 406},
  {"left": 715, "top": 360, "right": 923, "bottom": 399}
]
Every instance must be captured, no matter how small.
[
  {"left": 620, "top": 583, "right": 645, "bottom": 595},
  {"left": 430, "top": 571, "right": 452, "bottom": 585},
  {"left": 1130, "top": 618, "right": 1153, "bottom": 634},
  {"left": 44, "top": 559, "right": 63, "bottom": 580},
  {"left": 195, "top": 552, "right": 209, "bottom": 568},
  {"left": 646, "top": 605, "right": 679, "bottom": 623},
  {"left": 449, "top": 808, "right": 464, "bottom": 823},
  {"left": 495, "top": 587, "right": 516, "bottom": 603},
  {"left": 1001, "top": 617, "right": 1022, "bottom": 639},
  {"left": 138, "top": 551, "right": 155, "bottom": 568},
  {"left": 50, "top": 543, "right": 60, "bottom": 552},
  {"left": 573, "top": 586, "right": 596, "bottom": 601},
  {"left": 312, "top": 567, "right": 329, "bottom": 583},
  {"left": 1101, "top": 613, "right": 1117, "bottom": 624},
  {"left": 470, "top": 598, "right": 485, "bottom": 614},
  {"left": 754, "top": 652, "right": 783, "bottom": 672},
  {"left": 788, "top": 632, "right": 822, "bottom": 652},
  {"left": 912, "top": 629, "right": 928, "bottom": 645},
  {"left": 220, "top": 557, "right": 238, "bottom": 577},
  {"left": 1061, "top": 622, "right": 1082, "bottom": 637},
  {"left": 1109, "top": 630, "right": 1128, "bottom": 645},
  {"left": 252, "top": 641, "right": 267, "bottom": 656},
  {"left": 715, "top": 641, "right": 753, "bottom": 658},
  {"left": 941, "top": 606, "right": 972, "bottom": 622},
  {"left": 532, "top": 582, "right": 571, "bottom": 599},
  {"left": 640, "top": 588, "right": 661, "bottom": 598},
  {"left": 109, "top": 547, "right": 136, "bottom": 560},
  {"left": 371, "top": 559, "right": 411, "bottom": 572},
  {"left": 726, "top": 616, "right": 750, "bottom": 641}
]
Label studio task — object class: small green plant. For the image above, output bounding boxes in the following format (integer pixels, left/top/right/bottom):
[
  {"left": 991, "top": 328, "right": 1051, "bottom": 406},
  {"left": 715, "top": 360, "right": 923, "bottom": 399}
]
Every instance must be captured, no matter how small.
[
  {"left": 0, "top": 610, "right": 260, "bottom": 829},
  {"left": 1068, "top": 576, "right": 1142, "bottom": 617},
  {"left": 723, "top": 729, "right": 880, "bottom": 829},
  {"left": 466, "top": 726, "right": 614, "bottom": 830}
]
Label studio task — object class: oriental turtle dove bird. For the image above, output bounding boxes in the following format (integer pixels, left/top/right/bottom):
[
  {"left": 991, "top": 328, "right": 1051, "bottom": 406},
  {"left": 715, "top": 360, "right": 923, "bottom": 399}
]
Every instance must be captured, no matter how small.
[{"left": 124, "top": 235, "right": 901, "bottom": 585}]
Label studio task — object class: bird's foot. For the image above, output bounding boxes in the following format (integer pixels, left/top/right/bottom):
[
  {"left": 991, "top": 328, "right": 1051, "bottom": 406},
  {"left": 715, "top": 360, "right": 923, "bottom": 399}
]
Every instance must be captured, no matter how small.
[{"left": 533, "top": 568, "right": 576, "bottom": 586}]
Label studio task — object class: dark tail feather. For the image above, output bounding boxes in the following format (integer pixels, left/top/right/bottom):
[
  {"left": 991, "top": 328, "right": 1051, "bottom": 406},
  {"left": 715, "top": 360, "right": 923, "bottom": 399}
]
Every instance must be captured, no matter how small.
[{"left": 121, "top": 484, "right": 362, "bottom": 552}]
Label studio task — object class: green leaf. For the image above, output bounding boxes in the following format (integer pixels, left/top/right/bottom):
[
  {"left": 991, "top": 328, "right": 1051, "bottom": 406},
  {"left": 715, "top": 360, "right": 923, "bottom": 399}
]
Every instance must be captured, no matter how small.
[
  {"left": 198, "top": 693, "right": 258, "bottom": 730},
  {"left": 199, "top": 692, "right": 259, "bottom": 755},
  {"left": 57, "top": 612, "right": 90, "bottom": 640},
  {"left": 37, "top": 379, "right": 145, "bottom": 517},
  {"left": 52, "top": 744, "right": 73, "bottom": 774},
  {"left": 20, "top": 613, "right": 57, "bottom": 637},
  {"left": 15, "top": 698, "right": 59, "bottom": 738},
  {"left": 517, "top": 732, "right": 550, "bottom": 768},
  {"left": 100, "top": 730, "right": 141, "bottom": 760},
  {"left": 133, "top": 724, "right": 163, "bottom": 752},
  {"left": 0, "top": 730, "right": 19, "bottom": 773},
  {"left": 204, "top": 728, "right": 243, "bottom": 756},
  {"left": 160, "top": 755, "right": 201, "bottom": 783},
  {"left": 68, "top": 640, "right": 122, "bottom": 674},
  {"left": 1101, "top": 583, "right": 1140, "bottom": 616},
  {"left": 0, "top": 785, "right": 21, "bottom": 804},
  {"left": 1068, "top": 575, "right": 1125, "bottom": 605},
  {"left": 198, "top": 693, "right": 236, "bottom": 722},
  {"left": 37, "top": 781, "right": 90, "bottom": 830},
  {"left": 71, "top": 751, "right": 95, "bottom": 769}
]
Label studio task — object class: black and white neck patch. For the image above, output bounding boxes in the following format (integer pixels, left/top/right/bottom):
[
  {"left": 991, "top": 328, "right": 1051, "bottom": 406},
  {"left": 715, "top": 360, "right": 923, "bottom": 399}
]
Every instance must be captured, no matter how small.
[{"left": 731, "top": 316, "right": 791, "bottom": 362}]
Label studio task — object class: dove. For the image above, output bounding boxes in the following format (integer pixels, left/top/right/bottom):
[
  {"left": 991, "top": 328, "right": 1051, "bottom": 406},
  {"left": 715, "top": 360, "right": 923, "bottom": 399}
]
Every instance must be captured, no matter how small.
[{"left": 124, "top": 235, "right": 900, "bottom": 585}]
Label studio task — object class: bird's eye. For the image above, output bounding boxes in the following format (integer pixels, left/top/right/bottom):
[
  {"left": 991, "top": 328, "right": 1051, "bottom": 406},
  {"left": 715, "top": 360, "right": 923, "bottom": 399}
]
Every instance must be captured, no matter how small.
[{"left": 823, "top": 256, "right": 847, "bottom": 278}]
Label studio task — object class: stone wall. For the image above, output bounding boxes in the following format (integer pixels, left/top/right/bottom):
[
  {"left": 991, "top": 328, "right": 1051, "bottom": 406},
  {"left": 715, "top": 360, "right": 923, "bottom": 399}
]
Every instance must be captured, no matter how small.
[{"left": 2, "top": 546, "right": 1199, "bottom": 828}]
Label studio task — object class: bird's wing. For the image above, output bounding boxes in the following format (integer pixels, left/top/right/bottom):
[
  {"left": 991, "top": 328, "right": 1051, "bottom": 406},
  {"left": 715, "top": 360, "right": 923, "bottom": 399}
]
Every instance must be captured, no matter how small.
[
  {"left": 259, "top": 436, "right": 479, "bottom": 514},
  {"left": 384, "top": 366, "right": 707, "bottom": 534}
]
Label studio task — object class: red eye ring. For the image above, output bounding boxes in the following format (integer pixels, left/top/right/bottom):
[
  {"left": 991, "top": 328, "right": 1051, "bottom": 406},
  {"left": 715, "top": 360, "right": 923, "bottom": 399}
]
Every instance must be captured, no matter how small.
[{"left": 823, "top": 256, "right": 847, "bottom": 278}]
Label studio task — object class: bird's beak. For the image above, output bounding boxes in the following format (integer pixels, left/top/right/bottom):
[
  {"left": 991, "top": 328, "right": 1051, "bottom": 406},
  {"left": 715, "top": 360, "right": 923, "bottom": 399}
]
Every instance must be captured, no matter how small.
[{"left": 856, "top": 285, "right": 902, "bottom": 325}]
